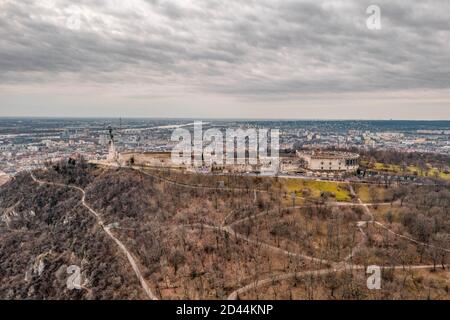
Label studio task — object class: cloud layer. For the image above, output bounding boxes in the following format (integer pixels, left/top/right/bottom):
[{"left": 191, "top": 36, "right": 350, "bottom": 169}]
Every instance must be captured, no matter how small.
[{"left": 0, "top": 0, "right": 449, "bottom": 118}]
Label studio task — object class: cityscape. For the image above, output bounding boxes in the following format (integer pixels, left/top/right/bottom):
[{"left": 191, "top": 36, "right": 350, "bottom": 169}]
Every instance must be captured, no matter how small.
[
  {"left": 1, "top": 118, "right": 449, "bottom": 176},
  {"left": 0, "top": 0, "right": 449, "bottom": 311}
]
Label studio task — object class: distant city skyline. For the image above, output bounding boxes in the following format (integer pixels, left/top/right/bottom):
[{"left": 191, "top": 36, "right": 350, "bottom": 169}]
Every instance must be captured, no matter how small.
[{"left": 1, "top": 0, "right": 449, "bottom": 120}]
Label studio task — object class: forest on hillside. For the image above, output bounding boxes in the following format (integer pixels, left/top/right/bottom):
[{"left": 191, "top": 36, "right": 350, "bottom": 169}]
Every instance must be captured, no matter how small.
[{"left": 0, "top": 159, "right": 448, "bottom": 299}]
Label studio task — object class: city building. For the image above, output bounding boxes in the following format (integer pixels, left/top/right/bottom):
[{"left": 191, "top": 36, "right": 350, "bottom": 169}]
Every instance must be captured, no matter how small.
[{"left": 296, "top": 150, "right": 359, "bottom": 172}]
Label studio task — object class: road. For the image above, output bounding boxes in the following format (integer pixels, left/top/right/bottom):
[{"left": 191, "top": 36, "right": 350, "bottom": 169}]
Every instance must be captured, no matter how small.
[{"left": 30, "top": 172, "right": 158, "bottom": 300}]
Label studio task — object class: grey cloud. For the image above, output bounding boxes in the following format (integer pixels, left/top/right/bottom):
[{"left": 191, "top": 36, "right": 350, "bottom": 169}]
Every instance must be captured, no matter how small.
[{"left": 0, "top": 0, "right": 449, "bottom": 98}]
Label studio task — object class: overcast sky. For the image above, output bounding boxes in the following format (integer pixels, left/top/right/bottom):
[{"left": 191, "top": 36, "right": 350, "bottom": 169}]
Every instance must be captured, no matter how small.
[{"left": 0, "top": 0, "right": 449, "bottom": 119}]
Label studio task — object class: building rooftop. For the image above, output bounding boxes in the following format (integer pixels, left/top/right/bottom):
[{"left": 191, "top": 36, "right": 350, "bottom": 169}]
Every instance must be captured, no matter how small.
[{"left": 298, "top": 150, "right": 360, "bottom": 160}]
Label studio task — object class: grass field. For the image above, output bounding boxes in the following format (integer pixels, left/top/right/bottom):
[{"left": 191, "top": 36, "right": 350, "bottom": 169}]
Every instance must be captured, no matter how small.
[
  {"left": 371, "top": 162, "right": 450, "bottom": 180},
  {"left": 281, "top": 178, "right": 351, "bottom": 202}
]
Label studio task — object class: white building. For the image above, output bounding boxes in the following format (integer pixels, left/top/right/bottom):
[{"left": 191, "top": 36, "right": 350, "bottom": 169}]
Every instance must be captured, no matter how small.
[{"left": 296, "top": 150, "right": 359, "bottom": 172}]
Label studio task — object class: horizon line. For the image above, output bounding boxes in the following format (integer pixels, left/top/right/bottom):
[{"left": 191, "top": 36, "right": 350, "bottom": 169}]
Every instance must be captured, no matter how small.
[{"left": 1, "top": 116, "right": 450, "bottom": 122}]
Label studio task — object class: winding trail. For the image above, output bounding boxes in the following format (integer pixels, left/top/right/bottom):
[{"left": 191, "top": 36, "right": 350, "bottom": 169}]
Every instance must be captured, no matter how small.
[
  {"left": 372, "top": 221, "right": 450, "bottom": 253},
  {"left": 349, "top": 186, "right": 449, "bottom": 253},
  {"left": 225, "top": 185, "right": 449, "bottom": 299},
  {"left": 30, "top": 172, "right": 158, "bottom": 300},
  {"left": 131, "top": 167, "right": 450, "bottom": 299},
  {"left": 29, "top": 165, "right": 448, "bottom": 300},
  {"left": 227, "top": 265, "right": 365, "bottom": 300},
  {"left": 226, "top": 263, "right": 449, "bottom": 300},
  {"left": 139, "top": 167, "right": 449, "bottom": 299},
  {"left": 135, "top": 166, "right": 271, "bottom": 193},
  {"left": 182, "top": 222, "right": 329, "bottom": 265}
]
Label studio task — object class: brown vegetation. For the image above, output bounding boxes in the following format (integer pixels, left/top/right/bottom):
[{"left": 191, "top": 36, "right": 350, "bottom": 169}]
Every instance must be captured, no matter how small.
[{"left": 0, "top": 158, "right": 448, "bottom": 299}]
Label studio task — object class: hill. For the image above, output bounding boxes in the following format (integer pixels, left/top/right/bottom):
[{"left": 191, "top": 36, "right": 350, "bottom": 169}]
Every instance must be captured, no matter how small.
[{"left": 0, "top": 158, "right": 448, "bottom": 299}]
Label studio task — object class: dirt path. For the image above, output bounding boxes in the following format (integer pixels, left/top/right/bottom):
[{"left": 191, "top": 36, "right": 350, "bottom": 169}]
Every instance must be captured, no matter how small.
[
  {"left": 350, "top": 184, "right": 449, "bottom": 252},
  {"left": 226, "top": 263, "right": 449, "bottom": 300},
  {"left": 135, "top": 166, "right": 271, "bottom": 193},
  {"left": 227, "top": 267, "right": 362, "bottom": 300},
  {"left": 225, "top": 185, "right": 448, "bottom": 299},
  {"left": 30, "top": 172, "right": 159, "bottom": 300},
  {"left": 138, "top": 170, "right": 449, "bottom": 299},
  {"left": 29, "top": 166, "right": 447, "bottom": 300},
  {"left": 182, "top": 222, "right": 330, "bottom": 266},
  {"left": 372, "top": 221, "right": 450, "bottom": 253}
]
